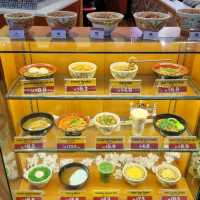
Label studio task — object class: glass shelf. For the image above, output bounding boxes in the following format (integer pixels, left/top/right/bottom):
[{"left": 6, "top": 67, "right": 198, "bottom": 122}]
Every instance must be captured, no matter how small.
[
  {"left": 6, "top": 75, "right": 200, "bottom": 100},
  {"left": 1, "top": 27, "right": 200, "bottom": 54},
  {"left": 14, "top": 123, "right": 198, "bottom": 153},
  {"left": 13, "top": 153, "right": 194, "bottom": 200}
]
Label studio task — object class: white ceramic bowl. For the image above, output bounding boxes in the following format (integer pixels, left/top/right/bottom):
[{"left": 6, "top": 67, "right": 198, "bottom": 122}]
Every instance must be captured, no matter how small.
[
  {"left": 4, "top": 12, "right": 34, "bottom": 32},
  {"left": 134, "top": 11, "right": 171, "bottom": 31},
  {"left": 155, "top": 164, "right": 181, "bottom": 187},
  {"left": 122, "top": 163, "right": 147, "bottom": 186},
  {"left": 87, "top": 12, "right": 124, "bottom": 37},
  {"left": 110, "top": 62, "right": 138, "bottom": 79},
  {"left": 27, "top": 164, "right": 52, "bottom": 188},
  {"left": 94, "top": 112, "right": 120, "bottom": 135},
  {"left": 177, "top": 9, "right": 200, "bottom": 35},
  {"left": 68, "top": 62, "right": 97, "bottom": 78},
  {"left": 46, "top": 11, "right": 77, "bottom": 31}
]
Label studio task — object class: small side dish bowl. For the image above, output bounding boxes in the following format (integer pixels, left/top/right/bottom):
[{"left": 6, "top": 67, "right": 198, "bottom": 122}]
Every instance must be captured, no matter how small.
[
  {"left": 122, "top": 163, "right": 147, "bottom": 186},
  {"left": 177, "top": 9, "right": 200, "bottom": 36},
  {"left": 94, "top": 112, "right": 120, "bottom": 135},
  {"left": 68, "top": 62, "right": 97, "bottom": 78},
  {"left": 57, "top": 113, "right": 90, "bottom": 136},
  {"left": 19, "top": 63, "right": 57, "bottom": 80},
  {"left": 98, "top": 161, "right": 114, "bottom": 183},
  {"left": 87, "top": 12, "right": 124, "bottom": 37},
  {"left": 21, "top": 112, "right": 54, "bottom": 136},
  {"left": 110, "top": 62, "right": 138, "bottom": 79},
  {"left": 152, "top": 63, "right": 188, "bottom": 79},
  {"left": 27, "top": 164, "right": 52, "bottom": 188},
  {"left": 59, "top": 162, "right": 89, "bottom": 189},
  {"left": 46, "top": 11, "right": 77, "bottom": 30},
  {"left": 133, "top": 11, "right": 171, "bottom": 31},
  {"left": 153, "top": 113, "right": 186, "bottom": 137},
  {"left": 4, "top": 12, "right": 34, "bottom": 32},
  {"left": 155, "top": 164, "right": 181, "bottom": 187}
]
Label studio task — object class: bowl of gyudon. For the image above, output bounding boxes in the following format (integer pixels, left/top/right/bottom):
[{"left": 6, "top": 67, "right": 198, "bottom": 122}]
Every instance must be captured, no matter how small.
[
  {"left": 57, "top": 113, "right": 90, "bottom": 136},
  {"left": 68, "top": 62, "right": 97, "bottom": 79}
]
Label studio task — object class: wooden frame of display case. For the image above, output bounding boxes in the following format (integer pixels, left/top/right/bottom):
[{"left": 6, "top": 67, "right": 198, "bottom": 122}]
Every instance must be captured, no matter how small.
[{"left": 0, "top": 27, "right": 200, "bottom": 200}]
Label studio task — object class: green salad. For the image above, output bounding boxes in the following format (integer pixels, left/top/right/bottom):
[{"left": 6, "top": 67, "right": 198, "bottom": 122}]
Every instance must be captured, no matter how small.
[{"left": 156, "top": 118, "right": 185, "bottom": 132}]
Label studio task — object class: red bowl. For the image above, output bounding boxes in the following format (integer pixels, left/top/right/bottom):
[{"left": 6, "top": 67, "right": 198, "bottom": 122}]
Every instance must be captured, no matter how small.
[
  {"left": 152, "top": 63, "right": 189, "bottom": 78},
  {"left": 57, "top": 113, "right": 90, "bottom": 135},
  {"left": 19, "top": 63, "right": 57, "bottom": 79}
]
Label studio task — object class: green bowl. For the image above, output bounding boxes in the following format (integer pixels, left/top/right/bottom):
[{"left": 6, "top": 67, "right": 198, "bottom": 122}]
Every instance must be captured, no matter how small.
[
  {"left": 27, "top": 164, "right": 52, "bottom": 188},
  {"left": 98, "top": 161, "right": 114, "bottom": 183}
]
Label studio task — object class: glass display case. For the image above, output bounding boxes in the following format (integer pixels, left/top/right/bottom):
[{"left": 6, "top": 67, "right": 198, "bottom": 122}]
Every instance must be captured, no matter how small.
[{"left": 0, "top": 26, "right": 200, "bottom": 200}]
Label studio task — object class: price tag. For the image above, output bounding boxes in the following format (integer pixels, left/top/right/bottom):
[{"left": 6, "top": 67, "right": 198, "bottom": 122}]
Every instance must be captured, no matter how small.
[
  {"left": 155, "top": 79, "right": 187, "bottom": 95},
  {"left": 51, "top": 29, "right": 67, "bottom": 40},
  {"left": 130, "top": 136, "right": 159, "bottom": 150},
  {"left": 127, "top": 190, "right": 153, "bottom": 200},
  {"left": 9, "top": 29, "right": 25, "bottom": 40},
  {"left": 90, "top": 28, "right": 105, "bottom": 40},
  {"left": 21, "top": 78, "right": 55, "bottom": 94},
  {"left": 93, "top": 190, "right": 119, "bottom": 200},
  {"left": 65, "top": 78, "right": 96, "bottom": 93},
  {"left": 164, "top": 136, "right": 198, "bottom": 151},
  {"left": 110, "top": 79, "right": 141, "bottom": 95},
  {"left": 57, "top": 136, "right": 86, "bottom": 150},
  {"left": 14, "top": 136, "right": 44, "bottom": 150},
  {"left": 15, "top": 190, "right": 43, "bottom": 200},
  {"left": 188, "top": 32, "right": 200, "bottom": 41},
  {"left": 60, "top": 191, "right": 86, "bottom": 200},
  {"left": 160, "top": 189, "right": 188, "bottom": 200},
  {"left": 143, "top": 31, "right": 159, "bottom": 40},
  {"left": 96, "top": 136, "right": 124, "bottom": 150}
]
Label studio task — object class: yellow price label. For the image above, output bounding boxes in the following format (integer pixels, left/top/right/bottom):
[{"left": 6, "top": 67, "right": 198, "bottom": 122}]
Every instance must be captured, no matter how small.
[
  {"left": 14, "top": 136, "right": 44, "bottom": 150},
  {"left": 60, "top": 191, "right": 86, "bottom": 200},
  {"left": 165, "top": 136, "right": 198, "bottom": 151},
  {"left": 127, "top": 190, "right": 153, "bottom": 200},
  {"left": 130, "top": 136, "right": 159, "bottom": 150},
  {"left": 15, "top": 190, "right": 43, "bottom": 200},
  {"left": 93, "top": 190, "right": 119, "bottom": 200},
  {"left": 57, "top": 136, "right": 86, "bottom": 150},
  {"left": 21, "top": 78, "right": 55, "bottom": 94},
  {"left": 160, "top": 189, "right": 188, "bottom": 200},
  {"left": 110, "top": 79, "right": 141, "bottom": 94},
  {"left": 65, "top": 78, "right": 96, "bottom": 92},
  {"left": 96, "top": 136, "right": 124, "bottom": 150}
]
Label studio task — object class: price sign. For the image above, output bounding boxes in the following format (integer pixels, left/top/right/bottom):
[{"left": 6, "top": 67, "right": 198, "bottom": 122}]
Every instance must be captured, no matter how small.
[
  {"left": 57, "top": 136, "right": 86, "bottom": 150},
  {"left": 93, "top": 190, "right": 119, "bottom": 200},
  {"left": 90, "top": 28, "right": 105, "bottom": 40},
  {"left": 127, "top": 190, "right": 153, "bottom": 200},
  {"left": 96, "top": 136, "right": 124, "bottom": 150},
  {"left": 160, "top": 189, "right": 188, "bottom": 200},
  {"left": 60, "top": 191, "right": 86, "bottom": 200},
  {"left": 65, "top": 78, "right": 96, "bottom": 93},
  {"left": 143, "top": 31, "right": 159, "bottom": 40},
  {"left": 51, "top": 29, "right": 67, "bottom": 40},
  {"left": 15, "top": 190, "right": 43, "bottom": 200},
  {"left": 14, "top": 136, "right": 44, "bottom": 151},
  {"left": 130, "top": 136, "right": 159, "bottom": 150},
  {"left": 110, "top": 79, "right": 141, "bottom": 95},
  {"left": 164, "top": 136, "right": 198, "bottom": 151},
  {"left": 188, "top": 32, "right": 200, "bottom": 41},
  {"left": 21, "top": 78, "right": 55, "bottom": 94},
  {"left": 155, "top": 79, "right": 187, "bottom": 95},
  {"left": 9, "top": 29, "right": 25, "bottom": 40}
]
